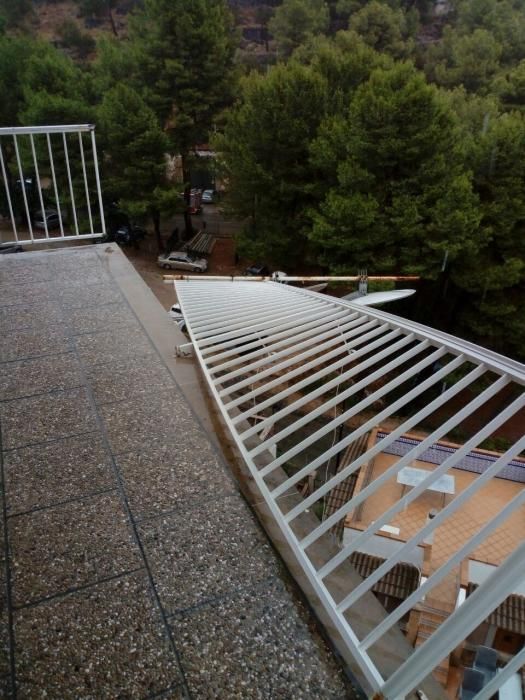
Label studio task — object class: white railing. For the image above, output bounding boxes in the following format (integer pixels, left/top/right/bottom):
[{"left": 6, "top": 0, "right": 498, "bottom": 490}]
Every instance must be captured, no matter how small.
[
  {"left": 174, "top": 279, "right": 525, "bottom": 700},
  {"left": 0, "top": 124, "right": 106, "bottom": 246}
]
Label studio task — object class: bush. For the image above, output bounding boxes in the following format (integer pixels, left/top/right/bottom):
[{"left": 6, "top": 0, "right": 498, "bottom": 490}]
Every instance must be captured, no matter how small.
[{"left": 57, "top": 19, "right": 95, "bottom": 59}]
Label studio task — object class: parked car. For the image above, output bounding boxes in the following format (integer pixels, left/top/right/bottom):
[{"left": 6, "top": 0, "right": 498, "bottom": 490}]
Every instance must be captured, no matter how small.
[
  {"left": 157, "top": 252, "right": 207, "bottom": 272},
  {"left": 245, "top": 263, "right": 270, "bottom": 276},
  {"left": 34, "top": 209, "right": 62, "bottom": 230},
  {"left": 189, "top": 189, "right": 202, "bottom": 214},
  {"left": 113, "top": 225, "right": 146, "bottom": 246},
  {"left": 169, "top": 303, "right": 184, "bottom": 321},
  {"left": 0, "top": 245, "right": 24, "bottom": 254},
  {"left": 201, "top": 189, "right": 217, "bottom": 204},
  {"left": 176, "top": 318, "right": 188, "bottom": 335}
]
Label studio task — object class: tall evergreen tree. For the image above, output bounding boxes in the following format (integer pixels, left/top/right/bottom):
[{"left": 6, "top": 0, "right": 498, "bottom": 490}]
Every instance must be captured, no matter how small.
[
  {"left": 308, "top": 63, "right": 481, "bottom": 275},
  {"left": 216, "top": 63, "right": 329, "bottom": 264},
  {"left": 128, "top": 0, "right": 237, "bottom": 234},
  {"left": 129, "top": 0, "right": 236, "bottom": 152},
  {"left": 451, "top": 111, "right": 525, "bottom": 358},
  {"left": 97, "top": 84, "right": 177, "bottom": 250},
  {"left": 348, "top": 1, "right": 417, "bottom": 60},
  {"left": 218, "top": 33, "right": 389, "bottom": 264},
  {"left": 268, "top": 0, "right": 330, "bottom": 58}
]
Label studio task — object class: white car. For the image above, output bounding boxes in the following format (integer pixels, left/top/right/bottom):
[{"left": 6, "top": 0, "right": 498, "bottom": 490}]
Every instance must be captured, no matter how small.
[{"left": 157, "top": 252, "right": 207, "bottom": 272}]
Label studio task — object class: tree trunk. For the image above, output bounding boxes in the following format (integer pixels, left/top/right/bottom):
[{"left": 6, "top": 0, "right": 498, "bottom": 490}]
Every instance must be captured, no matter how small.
[
  {"left": 108, "top": 4, "right": 118, "bottom": 36},
  {"left": 182, "top": 154, "right": 193, "bottom": 239},
  {"left": 152, "top": 209, "right": 163, "bottom": 253}
]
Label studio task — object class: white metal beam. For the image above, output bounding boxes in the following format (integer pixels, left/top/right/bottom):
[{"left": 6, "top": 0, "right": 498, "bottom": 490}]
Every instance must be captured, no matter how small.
[{"left": 381, "top": 539, "right": 525, "bottom": 699}]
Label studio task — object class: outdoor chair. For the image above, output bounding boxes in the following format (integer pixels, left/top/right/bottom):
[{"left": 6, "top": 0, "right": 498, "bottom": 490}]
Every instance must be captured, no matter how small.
[
  {"left": 474, "top": 645, "right": 498, "bottom": 684},
  {"left": 459, "top": 667, "right": 485, "bottom": 699}
]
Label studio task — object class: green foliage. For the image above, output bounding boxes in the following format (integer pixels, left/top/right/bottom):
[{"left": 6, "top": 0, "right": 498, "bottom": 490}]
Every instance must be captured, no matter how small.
[
  {"left": 129, "top": 0, "right": 237, "bottom": 154},
  {"left": 57, "top": 19, "right": 96, "bottom": 59},
  {"left": 348, "top": 1, "right": 417, "bottom": 59},
  {"left": 0, "top": 36, "right": 36, "bottom": 127},
  {"left": 268, "top": 0, "right": 330, "bottom": 57},
  {"left": 92, "top": 37, "right": 137, "bottom": 95},
  {"left": 97, "top": 83, "right": 179, "bottom": 246},
  {"left": 98, "top": 84, "right": 169, "bottom": 201},
  {"left": 293, "top": 30, "right": 392, "bottom": 110},
  {"left": 216, "top": 62, "right": 329, "bottom": 264},
  {"left": 1, "top": 0, "right": 32, "bottom": 28},
  {"left": 451, "top": 111, "right": 525, "bottom": 356},
  {"left": 425, "top": 28, "right": 503, "bottom": 92},
  {"left": 456, "top": 0, "right": 525, "bottom": 64},
  {"left": 492, "top": 60, "right": 525, "bottom": 109},
  {"left": 20, "top": 43, "right": 94, "bottom": 124},
  {"left": 309, "top": 63, "right": 481, "bottom": 274}
]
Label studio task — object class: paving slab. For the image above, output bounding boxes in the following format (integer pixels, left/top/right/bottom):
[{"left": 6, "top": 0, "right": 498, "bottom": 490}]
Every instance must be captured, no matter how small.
[
  {"left": 0, "top": 301, "right": 64, "bottom": 333},
  {"left": 9, "top": 491, "right": 139, "bottom": 606},
  {"left": 138, "top": 494, "right": 284, "bottom": 613},
  {"left": 0, "top": 352, "right": 82, "bottom": 401},
  {"left": 65, "top": 302, "right": 137, "bottom": 335},
  {"left": 0, "top": 280, "right": 56, "bottom": 306},
  {"left": 168, "top": 577, "right": 347, "bottom": 700},
  {"left": 14, "top": 570, "right": 183, "bottom": 700},
  {"left": 75, "top": 321, "right": 156, "bottom": 367},
  {"left": 87, "top": 354, "right": 174, "bottom": 406},
  {"left": 57, "top": 281, "right": 122, "bottom": 308},
  {"left": 117, "top": 439, "right": 234, "bottom": 521},
  {"left": 0, "top": 262, "right": 56, "bottom": 286},
  {"left": 3, "top": 433, "right": 115, "bottom": 515},
  {"left": 0, "top": 325, "right": 72, "bottom": 363},
  {"left": 0, "top": 386, "right": 97, "bottom": 450},
  {"left": 100, "top": 388, "right": 195, "bottom": 454}
]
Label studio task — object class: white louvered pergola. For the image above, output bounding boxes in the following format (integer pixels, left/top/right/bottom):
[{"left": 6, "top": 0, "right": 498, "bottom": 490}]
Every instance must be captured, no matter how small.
[{"left": 175, "top": 279, "right": 525, "bottom": 699}]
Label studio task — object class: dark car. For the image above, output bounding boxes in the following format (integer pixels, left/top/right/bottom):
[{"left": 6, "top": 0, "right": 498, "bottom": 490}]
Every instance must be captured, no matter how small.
[
  {"left": 106, "top": 225, "right": 146, "bottom": 246},
  {"left": 0, "top": 245, "right": 24, "bottom": 254},
  {"left": 34, "top": 208, "right": 62, "bottom": 230},
  {"left": 245, "top": 263, "right": 270, "bottom": 276}
]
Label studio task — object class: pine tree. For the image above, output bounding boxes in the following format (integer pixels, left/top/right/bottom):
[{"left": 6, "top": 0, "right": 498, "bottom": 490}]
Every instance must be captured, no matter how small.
[
  {"left": 128, "top": 0, "right": 237, "bottom": 235},
  {"left": 308, "top": 63, "right": 481, "bottom": 275},
  {"left": 268, "top": 0, "right": 330, "bottom": 58},
  {"left": 216, "top": 62, "right": 329, "bottom": 264},
  {"left": 97, "top": 84, "right": 177, "bottom": 251}
]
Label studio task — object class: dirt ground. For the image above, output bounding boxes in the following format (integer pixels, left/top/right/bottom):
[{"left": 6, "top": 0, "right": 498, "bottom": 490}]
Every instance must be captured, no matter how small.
[{"left": 122, "top": 236, "right": 241, "bottom": 310}]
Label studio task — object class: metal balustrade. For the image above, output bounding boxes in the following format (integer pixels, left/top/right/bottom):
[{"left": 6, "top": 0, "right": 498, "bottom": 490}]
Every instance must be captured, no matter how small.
[
  {"left": 0, "top": 125, "right": 106, "bottom": 246},
  {"left": 174, "top": 279, "right": 525, "bottom": 700}
]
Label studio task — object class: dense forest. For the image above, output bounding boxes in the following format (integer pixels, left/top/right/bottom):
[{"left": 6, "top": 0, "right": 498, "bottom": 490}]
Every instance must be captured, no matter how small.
[{"left": 1, "top": 0, "right": 525, "bottom": 360}]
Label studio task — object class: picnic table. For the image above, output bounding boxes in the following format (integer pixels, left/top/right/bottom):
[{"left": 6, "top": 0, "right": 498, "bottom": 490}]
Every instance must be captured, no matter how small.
[{"left": 182, "top": 230, "right": 216, "bottom": 256}]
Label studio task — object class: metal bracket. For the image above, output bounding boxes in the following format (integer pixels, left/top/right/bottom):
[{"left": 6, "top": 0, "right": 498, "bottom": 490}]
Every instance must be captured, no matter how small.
[{"left": 175, "top": 342, "right": 194, "bottom": 357}]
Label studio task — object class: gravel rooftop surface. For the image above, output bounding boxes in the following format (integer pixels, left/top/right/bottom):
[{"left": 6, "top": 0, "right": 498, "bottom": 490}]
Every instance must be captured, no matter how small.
[{"left": 0, "top": 245, "right": 355, "bottom": 699}]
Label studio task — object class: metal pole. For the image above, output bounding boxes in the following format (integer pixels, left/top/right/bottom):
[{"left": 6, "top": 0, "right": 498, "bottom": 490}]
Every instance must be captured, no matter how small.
[
  {"left": 29, "top": 134, "right": 49, "bottom": 239},
  {"left": 62, "top": 132, "right": 79, "bottom": 236},
  {"left": 90, "top": 129, "right": 106, "bottom": 236},
  {"left": 78, "top": 132, "right": 94, "bottom": 234},
  {"left": 46, "top": 133, "right": 65, "bottom": 236},
  {"left": 13, "top": 134, "right": 34, "bottom": 242},
  {"left": 0, "top": 141, "right": 18, "bottom": 242}
]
